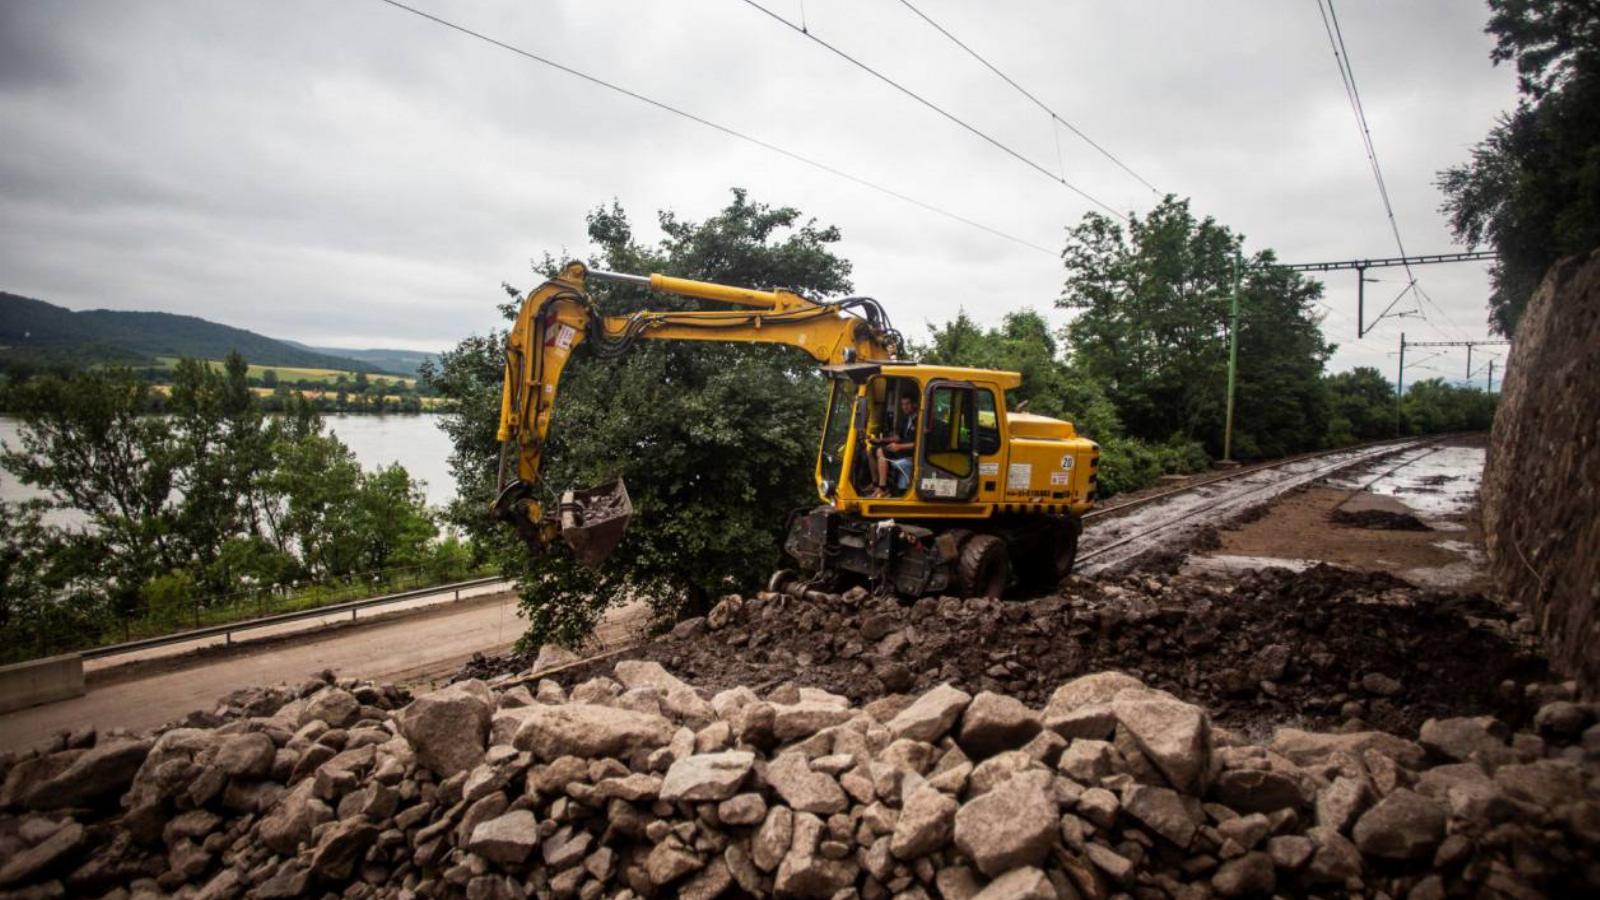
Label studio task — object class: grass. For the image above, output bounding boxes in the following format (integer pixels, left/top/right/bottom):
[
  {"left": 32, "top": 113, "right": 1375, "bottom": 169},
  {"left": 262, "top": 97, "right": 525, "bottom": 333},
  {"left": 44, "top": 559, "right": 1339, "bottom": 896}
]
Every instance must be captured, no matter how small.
[
  {"left": 152, "top": 356, "right": 417, "bottom": 388},
  {"left": 97, "top": 564, "right": 498, "bottom": 650}
]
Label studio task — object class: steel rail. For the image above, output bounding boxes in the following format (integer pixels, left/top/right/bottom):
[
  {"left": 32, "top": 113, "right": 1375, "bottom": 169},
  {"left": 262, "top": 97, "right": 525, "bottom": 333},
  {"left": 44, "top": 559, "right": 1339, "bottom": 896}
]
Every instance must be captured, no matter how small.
[
  {"left": 1081, "top": 435, "right": 1424, "bottom": 524},
  {"left": 81, "top": 576, "right": 506, "bottom": 661},
  {"left": 1076, "top": 438, "right": 1438, "bottom": 567}
]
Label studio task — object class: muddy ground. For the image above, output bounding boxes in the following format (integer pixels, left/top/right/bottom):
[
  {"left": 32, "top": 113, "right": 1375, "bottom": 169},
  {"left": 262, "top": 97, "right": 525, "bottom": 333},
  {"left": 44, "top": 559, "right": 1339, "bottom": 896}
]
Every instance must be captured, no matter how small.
[{"left": 468, "top": 563, "right": 1546, "bottom": 739}]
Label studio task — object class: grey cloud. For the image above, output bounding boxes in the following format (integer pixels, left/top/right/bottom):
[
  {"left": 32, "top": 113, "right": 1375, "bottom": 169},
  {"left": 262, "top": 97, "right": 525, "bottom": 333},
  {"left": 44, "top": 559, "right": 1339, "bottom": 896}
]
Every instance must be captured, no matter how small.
[{"left": 0, "top": 0, "right": 1517, "bottom": 375}]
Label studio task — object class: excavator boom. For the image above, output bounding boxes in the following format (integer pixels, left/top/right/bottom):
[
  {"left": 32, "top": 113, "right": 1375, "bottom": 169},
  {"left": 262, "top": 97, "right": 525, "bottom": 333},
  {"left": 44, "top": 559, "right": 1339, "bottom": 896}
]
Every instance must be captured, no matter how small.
[{"left": 492, "top": 261, "right": 903, "bottom": 564}]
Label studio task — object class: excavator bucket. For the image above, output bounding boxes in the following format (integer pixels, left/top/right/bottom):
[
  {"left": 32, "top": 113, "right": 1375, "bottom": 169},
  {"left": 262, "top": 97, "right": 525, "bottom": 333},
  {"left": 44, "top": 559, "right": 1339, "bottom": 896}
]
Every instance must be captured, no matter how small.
[{"left": 558, "top": 479, "right": 633, "bottom": 568}]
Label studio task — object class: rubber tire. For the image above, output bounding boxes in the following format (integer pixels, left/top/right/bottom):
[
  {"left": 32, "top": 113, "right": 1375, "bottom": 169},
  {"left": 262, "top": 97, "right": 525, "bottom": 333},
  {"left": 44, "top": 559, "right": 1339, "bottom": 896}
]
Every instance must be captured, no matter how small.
[{"left": 958, "top": 534, "right": 1009, "bottom": 599}]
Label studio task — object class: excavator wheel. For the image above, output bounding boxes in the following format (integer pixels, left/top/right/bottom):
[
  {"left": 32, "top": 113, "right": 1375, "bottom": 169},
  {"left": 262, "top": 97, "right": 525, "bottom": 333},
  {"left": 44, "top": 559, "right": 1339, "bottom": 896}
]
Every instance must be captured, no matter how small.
[
  {"left": 957, "top": 534, "right": 1009, "bottom": 599},
  {"left": 1019, "top": 517, "right": 1082, "bottom": 589}
]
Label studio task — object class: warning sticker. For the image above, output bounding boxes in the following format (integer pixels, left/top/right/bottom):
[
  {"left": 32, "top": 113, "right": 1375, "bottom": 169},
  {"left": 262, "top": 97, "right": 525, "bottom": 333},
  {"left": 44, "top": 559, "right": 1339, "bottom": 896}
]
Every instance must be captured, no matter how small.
[
  {"left": 1060, "top": 454, "right": 1075, "bottom": 471},
  {"left": 1050, "top": 471, "right": 1071, "bottom": 486},
  {"left": 552, "top": 324, "right": 577, "bottom": 349},
  {"left": 978, "top": 462, "right": 1000, "bottom": 477},
  {"left": 920, "top": 477, "right": 959, "bottom": 497},
  {"left": 1007, "top": 462, "right": 1032, "bottom": 491}
]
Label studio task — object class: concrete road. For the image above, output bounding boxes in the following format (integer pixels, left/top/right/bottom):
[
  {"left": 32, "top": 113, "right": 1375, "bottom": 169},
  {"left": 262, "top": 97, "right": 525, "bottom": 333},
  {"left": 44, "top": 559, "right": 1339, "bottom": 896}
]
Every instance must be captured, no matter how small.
[{"left": 1, "top": 591, "right": 533, "bottom": 754}]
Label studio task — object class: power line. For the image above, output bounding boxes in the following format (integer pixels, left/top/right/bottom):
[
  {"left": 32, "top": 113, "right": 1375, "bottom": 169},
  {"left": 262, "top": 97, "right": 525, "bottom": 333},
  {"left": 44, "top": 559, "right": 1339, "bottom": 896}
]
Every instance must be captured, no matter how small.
[
  {"left": 736, "top": 0, "right": 1127, "bottom": 219},
  {"left": 369, "top": 0, "right": 1055, "bottom": 256},
  {"left": 893, "top": 0, "right": 1162, "bottom": 195},
  {"left": 1314, "top": 1, "right": 1414, "bottom": 281}
]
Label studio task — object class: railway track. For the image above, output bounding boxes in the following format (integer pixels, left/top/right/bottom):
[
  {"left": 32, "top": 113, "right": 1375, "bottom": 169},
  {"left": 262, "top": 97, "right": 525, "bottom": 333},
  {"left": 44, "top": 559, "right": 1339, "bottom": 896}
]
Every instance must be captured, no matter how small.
[{"left": 1074, "top": 436, "right": 1441, "bottom": 574}]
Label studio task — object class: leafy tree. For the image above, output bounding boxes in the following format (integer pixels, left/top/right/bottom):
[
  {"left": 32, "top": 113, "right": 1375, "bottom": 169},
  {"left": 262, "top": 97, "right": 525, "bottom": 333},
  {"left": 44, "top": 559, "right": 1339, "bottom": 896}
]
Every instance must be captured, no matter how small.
[
  {"left": 429, "top": 189, "right": 851, "bottom": 646},
  {"left": 261, "top": 368, "right": 278, "bottom": 388},
  {"left": 1401, "top": 379, "right": 1499, "bottom": 434},
  {"left": 1324, "top": 367, "right": 1399, "bottom": 445},
  {"left": 1060, "top": 196, "right": 1333, "bottom": 458},
  {"left": 1437, "top": 0, "right": 1600, "bottom": 335},
  {"left": 1, "top": 369, "right": 181, "bottom": 618}
]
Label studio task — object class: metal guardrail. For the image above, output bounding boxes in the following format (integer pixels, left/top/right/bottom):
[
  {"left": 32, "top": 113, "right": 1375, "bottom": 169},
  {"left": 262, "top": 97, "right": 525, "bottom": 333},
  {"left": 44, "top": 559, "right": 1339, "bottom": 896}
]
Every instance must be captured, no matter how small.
[{"left": 80, "top": 576, "right": 506, "bottom": 661}]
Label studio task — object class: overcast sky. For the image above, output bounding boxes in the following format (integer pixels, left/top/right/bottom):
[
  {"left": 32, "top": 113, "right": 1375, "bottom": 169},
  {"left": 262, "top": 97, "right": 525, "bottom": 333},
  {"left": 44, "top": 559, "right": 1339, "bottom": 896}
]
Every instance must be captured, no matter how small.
[{"left": 0, "top": 1, "right": 1519, "bottom": 384}]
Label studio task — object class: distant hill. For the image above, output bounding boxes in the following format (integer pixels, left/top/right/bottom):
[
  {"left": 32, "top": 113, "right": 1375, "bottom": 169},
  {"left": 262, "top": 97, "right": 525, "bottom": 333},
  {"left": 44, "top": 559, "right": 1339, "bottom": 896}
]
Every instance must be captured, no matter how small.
[
  {"left": 0, "top": 291, "right": 395, "bottom": 375},
  {"left": 283, "top": 341, "right": 438, "bottom": 377}
]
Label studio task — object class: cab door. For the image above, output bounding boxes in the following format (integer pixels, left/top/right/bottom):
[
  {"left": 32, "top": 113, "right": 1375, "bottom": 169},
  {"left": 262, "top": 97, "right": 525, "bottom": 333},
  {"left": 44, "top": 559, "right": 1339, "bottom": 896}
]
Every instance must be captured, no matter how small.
[{"left": 916, "top": 380, "right": 979, "bottom": 502}]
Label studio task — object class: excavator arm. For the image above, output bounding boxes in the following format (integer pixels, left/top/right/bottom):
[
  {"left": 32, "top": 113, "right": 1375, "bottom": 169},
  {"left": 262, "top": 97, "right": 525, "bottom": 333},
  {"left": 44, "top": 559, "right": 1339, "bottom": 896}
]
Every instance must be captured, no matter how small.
[{"left": 492, "top": 261, "right": 902, "bottom": 565}]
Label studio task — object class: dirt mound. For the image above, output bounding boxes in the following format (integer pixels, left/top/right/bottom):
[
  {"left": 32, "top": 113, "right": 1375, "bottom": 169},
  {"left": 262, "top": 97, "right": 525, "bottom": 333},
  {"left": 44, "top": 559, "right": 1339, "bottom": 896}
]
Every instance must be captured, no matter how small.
[
  {"left": 1483, "top": 249, "right": 1600, "bottom": 697},
  {"left": 1329, "top": 508, "right": 1433, "bottom": 531},
  {"left": 498, "top": 565, "right": 1546, "bottom": 736}
]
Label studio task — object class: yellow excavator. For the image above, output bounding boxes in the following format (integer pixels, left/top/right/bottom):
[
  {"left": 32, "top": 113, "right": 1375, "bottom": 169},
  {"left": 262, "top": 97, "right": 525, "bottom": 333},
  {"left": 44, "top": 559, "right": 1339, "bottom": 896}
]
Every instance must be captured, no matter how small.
[{"left": 493, "top": 262, "right": 1099, "bottom": 598}]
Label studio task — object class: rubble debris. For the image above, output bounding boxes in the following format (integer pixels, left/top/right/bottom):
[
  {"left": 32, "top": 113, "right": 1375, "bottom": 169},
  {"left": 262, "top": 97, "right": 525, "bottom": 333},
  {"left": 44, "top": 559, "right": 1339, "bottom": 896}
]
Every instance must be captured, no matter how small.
[
  {"left": 487, "top": 564, "right": 1546, "bottom": 735},
  {"left": 1, "top": 661, "right": 1595, "bottom": 899}
]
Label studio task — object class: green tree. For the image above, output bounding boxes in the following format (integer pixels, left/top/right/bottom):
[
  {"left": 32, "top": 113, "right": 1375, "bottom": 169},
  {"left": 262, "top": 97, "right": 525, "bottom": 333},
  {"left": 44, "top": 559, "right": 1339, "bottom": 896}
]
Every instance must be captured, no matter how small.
[
  {"left": 1437, "top": 0, "right": 1600, "bottom": 335},
  {"left": 1060, "top": 196, "right": 1333, "bottom": 458},
  {"left": 428, "top": 189, "right": 852, "bottom": 646},
  {"left": 1324, "top": 367, "right": 1399, "bottom": 444},
  {"left": 1, "top": 369, "right": 181, "bottom": 618},
  {"left": 261, "top": 368, "right": 278, "bottom": 389}
]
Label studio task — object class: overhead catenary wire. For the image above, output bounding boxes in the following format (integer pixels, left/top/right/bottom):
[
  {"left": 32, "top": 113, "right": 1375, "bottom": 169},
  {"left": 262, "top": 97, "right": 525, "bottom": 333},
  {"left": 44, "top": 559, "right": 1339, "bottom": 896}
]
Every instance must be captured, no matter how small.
[
  {"left": 894, "top": 0, "right": 1162, "bottom": 196},
  {"left": 369, "top": 0, "right": 1055, "bottom": 256},
  {"left": 1313, "top": 0, "right": 1443, "bottom": 333},
  {"left": 736, "top": 0, "right": 1128, "bottom": 220}
]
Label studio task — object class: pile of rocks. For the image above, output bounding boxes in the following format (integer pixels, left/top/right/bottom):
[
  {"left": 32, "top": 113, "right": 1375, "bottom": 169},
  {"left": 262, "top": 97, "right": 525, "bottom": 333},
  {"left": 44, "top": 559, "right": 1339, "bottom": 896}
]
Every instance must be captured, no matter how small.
[
  {"left": 2, "top": 665, "right": 1597, "bottom": 899},
  {"left": 525, "top": 564, "right": 1545, "bottom": 735}
]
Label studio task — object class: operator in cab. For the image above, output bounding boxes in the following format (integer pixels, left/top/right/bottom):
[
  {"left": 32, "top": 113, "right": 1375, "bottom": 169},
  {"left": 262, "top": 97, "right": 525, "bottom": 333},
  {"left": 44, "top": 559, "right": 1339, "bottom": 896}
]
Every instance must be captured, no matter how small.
[{"left": 867, "top": 393, "right": 919, "bottom": 497}]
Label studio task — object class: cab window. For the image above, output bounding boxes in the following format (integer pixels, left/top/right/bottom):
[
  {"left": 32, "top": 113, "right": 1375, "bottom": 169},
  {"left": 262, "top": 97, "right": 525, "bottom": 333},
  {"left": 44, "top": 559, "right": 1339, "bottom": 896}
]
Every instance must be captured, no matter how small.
[
  {"left": 923, "top": 385, "right": 974, "bottom": 478},
  {"left": 976, "top": 389, "right": 1000, "bottom": 455}
]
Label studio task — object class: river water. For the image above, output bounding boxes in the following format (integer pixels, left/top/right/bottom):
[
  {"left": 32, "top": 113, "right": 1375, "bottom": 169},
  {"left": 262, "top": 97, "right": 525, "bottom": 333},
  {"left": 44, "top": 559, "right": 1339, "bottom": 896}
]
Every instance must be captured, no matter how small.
[{"left": 0, "top": 414, "right": 461, "bottom": 522}]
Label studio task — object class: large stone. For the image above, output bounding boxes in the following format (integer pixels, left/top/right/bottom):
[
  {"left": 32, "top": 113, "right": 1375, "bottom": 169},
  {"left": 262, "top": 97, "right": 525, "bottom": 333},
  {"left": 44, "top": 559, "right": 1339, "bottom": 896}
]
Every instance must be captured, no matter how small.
[
  {"left": 1314, "top": 776, "right": 1372, "bottom": 833},
  {"left": 957, "top": 691, "right": 1040, "bottom": 758},
  {"left": 765, "top": 752, "right": 847, "bottom": 814},
  {"left": 774, "top": 811, "right": 858, "bottom": 897},
  {"left": 1493, "top": 759, "right": 1585, "bottom": 809},
  {"left": 887, "top": 683, "right": 972, "bottom": 743},
  {"left": 26, "top": 738, "right": 152, "bottom": 809},
  {"left": 1042, "top": 672, "right": 1144, "bottom": 733},
  {"left": 891, "top": 782, "right": 958, "bottom": 860},
  {"left": 771, "top": 700, "right": 853, "bottom": 742},
  {"left": 752, "top": 804, "right": 794, "bottom": 872},
  {"left": 1122, "top": 784, "right": 1199, "bottom": 847},
  {"left": 214, "top": 733, "right": 276, "bottom": 779},
  {"left": 258, "top": 780, "right": 334, "bottom": 855},
  {"left": 301, "top": 686, "right": 361, "bottom": 728},
  {"left": 614, "top": 660, "right": 716, "bottom": 725},
  {"left": 1352, "top": 789, "right": 1446, "bottom": 860},
  {"left": 1418, "top": 717, "right": 1510, "bottom": 763},
  {"left": 395, "top": 680, "right": 494, "bottom": 776},
  {"left": 1057, "top": 739, "right": 1119, "bottom": 783},
  {"left": 953, "top": 770, "right": 1058, "bottom": 876},
  {"left": 1214, "top": 768, "right": 1306, "bottom": 812},
  {"left": 1212, "top": 851, "right": 1276, "bottom": 897},
  {"left": 643, "top": 837, "right": 700, "bottom": 886},
  {"left": 0, "top": 821, "right": 83, "bottom": 886},
  {"left": 1269, "top": 728, "right": 1426, "bottom": 769},
  {"left": 468, "top": 810, "right": 539, "bottom": 866},
  {"left": 530, "top": 643, "right": 580, "bottom": 673},
  {"left": 972, "top": 866, "right": 1056, "bottom": 900},
  {"left": 511, "top": 702, "right": 674, "bottom": 761},
  {"left": 659, "top": 751, "right": 755, "bottom": 802},
  {"left": 1305, "top": 826, "right": 1363, "bottom": 884},
  {"left": 307, "top": 819, "right": 378, "bottom": 880},
  {"left": 1111, "top": 687, "right": 1210, "bottom": 793}
]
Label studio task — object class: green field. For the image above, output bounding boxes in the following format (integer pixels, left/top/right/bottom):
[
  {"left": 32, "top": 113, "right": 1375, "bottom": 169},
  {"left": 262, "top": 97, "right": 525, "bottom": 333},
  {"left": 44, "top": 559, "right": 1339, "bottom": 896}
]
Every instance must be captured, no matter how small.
[{"left": 154, "top": 356, "right": 416, "bottom": 387}]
